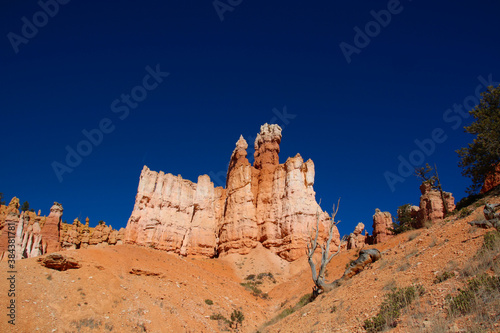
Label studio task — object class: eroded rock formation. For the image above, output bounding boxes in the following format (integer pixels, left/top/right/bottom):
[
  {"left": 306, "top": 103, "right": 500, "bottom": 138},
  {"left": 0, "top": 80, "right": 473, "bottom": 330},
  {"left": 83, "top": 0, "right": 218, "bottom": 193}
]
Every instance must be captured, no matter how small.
[
  {"left": 372, "top": 209, "right": 394, "bottom": 244},
  {"left": 0, "top": 200, "right": 124, "bottom": 261},
  {"left": 125, "top": 124, "right": 338, "bottom": 261},
  {"left": 346, "top": 222, "right": 368, "bottom": 250},
  {"left": 38, "top": 253, "right": 80, "bottom": 271},
  {"left": 59, "top": 218, "right": 125, "bottom": 250},
  {"left": 481, "top": 163, "right": 500, "bottom": 193},
  {"left": 417, "top": 182, "right": 455, "bottom": 225}
]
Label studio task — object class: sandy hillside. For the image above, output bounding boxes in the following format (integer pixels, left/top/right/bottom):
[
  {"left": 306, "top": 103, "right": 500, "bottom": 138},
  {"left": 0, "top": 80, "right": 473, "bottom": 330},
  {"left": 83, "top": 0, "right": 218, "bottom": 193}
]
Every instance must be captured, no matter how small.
[{"left": 1, "top": 195, "right": 499, "bottom": 333}]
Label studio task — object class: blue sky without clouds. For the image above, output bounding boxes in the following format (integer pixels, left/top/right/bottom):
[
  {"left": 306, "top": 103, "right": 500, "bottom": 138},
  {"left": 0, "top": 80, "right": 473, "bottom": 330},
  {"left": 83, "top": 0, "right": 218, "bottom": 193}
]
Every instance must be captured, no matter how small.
[{"left": 1, "top": 0, "right": 500, "bottom": 236}]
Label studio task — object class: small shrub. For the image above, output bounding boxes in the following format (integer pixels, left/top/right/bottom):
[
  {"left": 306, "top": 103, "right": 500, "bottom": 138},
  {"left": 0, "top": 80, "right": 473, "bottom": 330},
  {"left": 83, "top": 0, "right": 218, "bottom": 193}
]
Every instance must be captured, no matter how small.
[
  {"left": 364, "top": 285, "right": 424, "bottom": 332},
  {"left": 296, "top": 293, "right": 313, "bottom": 307},
  {"left": 458, "top": 208, "right": 472, "bottom": 218},
  {"left": 433, "top": 271, "right": 455, "bottom": 284},
  {"left": 210, "top": 313, "right": 230, "bottom": 323},
  {"left": 230, "top": 309, "right": 245, "bottom": 328},
  {"left": 257, "top": 272, "right": 274, "bottom": 280},
  {"left": 447, "top": 274, "right": 500, "bottom": 316},
  {"left": 482, "top": 231, "right": 500, "bottom": 252},
  {"left": 245, "top": 274, "right": 256, "bottom": 280},
  {"left": 464, "top": 230, "right": 500, "bottom": 277},
  {"left": 46, "top": 274, "right": 52, "bottom": 281},
  {"left": 204, "top": 299, "right": 213, "bottom": 305}
]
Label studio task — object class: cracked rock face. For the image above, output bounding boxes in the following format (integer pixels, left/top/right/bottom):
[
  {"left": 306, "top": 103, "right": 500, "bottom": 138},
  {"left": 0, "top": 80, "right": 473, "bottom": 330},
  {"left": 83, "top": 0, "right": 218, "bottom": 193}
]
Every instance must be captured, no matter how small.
[
  {"left": 372, "top": 209, "right": 394, "bottom": 244},
  {"left": 417, "top": 182, "right": 455, "bottom": 225},
  {"left": 125, "top": 124, "right": 339, "bottom": 261},
  {"left": 481, "top": 163, "right": 500, "bottom": 193}
]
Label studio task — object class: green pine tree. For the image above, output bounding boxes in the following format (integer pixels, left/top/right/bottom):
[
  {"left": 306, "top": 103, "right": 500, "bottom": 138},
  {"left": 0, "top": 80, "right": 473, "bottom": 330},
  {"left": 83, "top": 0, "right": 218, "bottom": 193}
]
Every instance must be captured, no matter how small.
[
  {"left": 457, "top": 84, "right": 500, "bottom": 194},
  {"left": 20, "top": 201, "right": 30, "bottom": 212}
]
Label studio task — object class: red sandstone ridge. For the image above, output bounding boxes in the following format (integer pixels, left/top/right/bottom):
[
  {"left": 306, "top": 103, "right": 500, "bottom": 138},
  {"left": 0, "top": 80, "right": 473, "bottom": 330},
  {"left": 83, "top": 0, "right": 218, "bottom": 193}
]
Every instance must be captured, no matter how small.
[
  {"left": 125, "top": 124, "right": 338, "bottom": 261},
  {"left": 481, "top": 163, "right": 500, "bottom": 193}
]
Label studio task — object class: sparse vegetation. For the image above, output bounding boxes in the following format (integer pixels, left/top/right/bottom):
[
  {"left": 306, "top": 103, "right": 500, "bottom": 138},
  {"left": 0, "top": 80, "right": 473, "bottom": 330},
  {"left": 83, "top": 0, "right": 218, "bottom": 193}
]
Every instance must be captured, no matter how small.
[
  {"left": 433, "top": 271, "right": 455, "bottom": 284},
  {"left": 463, "top": 230, "right": 500, "bottom": 277},
  {"left": 71, "top": 318, "right": 102, "bottom": 330},
  {"left": 393, "top": 203, "right": 418, "bottom": 234},
  {"left": 481, "top": 230, "right": 500, "bottom": 252},
  {"left": 458, "top": 207, "right": 473, "bottom": 218},
  {"left": 240, "top": 272, "right": 274, "bottom": 298},
  {"left": 257, "top": 272, "right": 275, "bottom": 282},
  {"left": 363, "top": 285, "right": 424, "bottom": 332},
  {"left": 205, "top": 299, "right": 213, "bottom": 305},
  {"left": 245, "top": 274, "right": 256, "bottom": 281},
  {"left": 210, "top": 310, "right": 244, "bottom": 330},
  {"left": 446, "top": 274, "right": 500, "bottom": 315},
  {"left": 259, "top": 293, "right": 313, "bottom": 330},
  {"left": 230, "top": 309, "right": 245, "bottom": 329}
]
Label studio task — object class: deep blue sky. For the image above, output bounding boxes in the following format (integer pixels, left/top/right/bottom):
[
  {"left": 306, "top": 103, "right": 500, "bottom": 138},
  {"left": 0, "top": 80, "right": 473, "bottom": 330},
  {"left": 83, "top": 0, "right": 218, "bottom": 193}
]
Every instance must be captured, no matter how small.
[{"left": 1, "top": 0, "right": 499, "bottom": 237}]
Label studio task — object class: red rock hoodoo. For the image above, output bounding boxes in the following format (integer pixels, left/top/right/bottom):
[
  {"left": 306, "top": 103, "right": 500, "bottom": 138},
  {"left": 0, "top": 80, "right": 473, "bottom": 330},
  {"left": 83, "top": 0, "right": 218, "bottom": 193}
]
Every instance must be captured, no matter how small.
[{"left": 417, "top": 182, "right": 455, "bottom": 225}]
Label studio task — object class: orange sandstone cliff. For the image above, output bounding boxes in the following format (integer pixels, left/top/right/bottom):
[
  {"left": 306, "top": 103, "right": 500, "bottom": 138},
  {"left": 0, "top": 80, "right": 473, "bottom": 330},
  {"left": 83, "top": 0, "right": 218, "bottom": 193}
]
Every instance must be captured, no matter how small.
[{"left": 125, "top": 124, "right": 339, "bottom": 261}]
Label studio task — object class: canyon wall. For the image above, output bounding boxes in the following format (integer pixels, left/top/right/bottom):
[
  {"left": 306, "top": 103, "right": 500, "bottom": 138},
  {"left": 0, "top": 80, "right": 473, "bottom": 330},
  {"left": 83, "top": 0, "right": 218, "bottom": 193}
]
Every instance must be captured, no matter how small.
[{"left": 125, "top": 124, "right": 338, "bottom": 261}]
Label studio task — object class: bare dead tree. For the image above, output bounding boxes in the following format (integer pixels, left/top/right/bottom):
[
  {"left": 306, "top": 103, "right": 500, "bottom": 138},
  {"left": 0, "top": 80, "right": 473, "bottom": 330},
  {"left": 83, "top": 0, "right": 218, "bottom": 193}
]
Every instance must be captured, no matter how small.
[
  {"left": 307, "top": 199, "right": 342, "bottom": 296},
  {"left": 307, "top": 199, "right": 382, "bottom": 298}
]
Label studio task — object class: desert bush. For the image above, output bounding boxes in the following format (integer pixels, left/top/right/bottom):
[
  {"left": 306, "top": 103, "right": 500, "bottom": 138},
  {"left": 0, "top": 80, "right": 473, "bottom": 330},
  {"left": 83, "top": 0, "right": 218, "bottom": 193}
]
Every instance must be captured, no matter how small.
[
  {"left": 482, "top": 230, "right": 500, "bottom": 252},
  {"left": 230, "top": 309, "right": 245, "bottom": 328},
  {"left": 364, "top": 285, "right": 424, "bottom": 332},
  {"left": 458, "top": 207, "right": 473, "bottom": 218},
  {"left": 240, "top": 282, "right": 262, "bottom": 296},
  {"left": 447, "top": 274, "right": 500, "bottom": 316},
  {"left": 204, "top": 299, "right": 213, "bottom": 305},
  {"left": 257, "top": 272, "right": 275, "bottom": 281},
  {"left": 433, "top": 271, "right": 455, "bottom": 284},
  {"left": 241, "top": 272, "right": 276, "bottom": 298},
  {"left": 463, "top": 230, "right": 500, "bottom": 277}
]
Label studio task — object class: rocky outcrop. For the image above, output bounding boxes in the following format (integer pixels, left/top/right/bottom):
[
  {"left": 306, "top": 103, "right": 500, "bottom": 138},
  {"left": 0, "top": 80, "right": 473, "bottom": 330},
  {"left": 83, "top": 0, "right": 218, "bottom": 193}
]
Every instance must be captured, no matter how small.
[
  {"left": 38, "top": 253, "right": 80, "bottom": 271},
  {"left": 0, "top": 198, "right": 21, "bottom": 259},
  {"left": 417, "top": 182, "right": 455, "bottom": 225},
  {"left": 346, "top": 222, "right": 368, "bottom": 250},
  {"left": 481, "top": 163, "right": 500, "bottom": 193},
  {"left": 125, "top": 124, "right": 338, "bottom": 261},
  {"left": 372, "top": 209, "right": 394, "bottom": 244},
  {"left": 0, "top": 200, "right": 124, "bottom": 261},
  {"left": 41, "top": 202, "right": 63, "bottom": 253},
  {"left": 60, "top": 218, "right": 125, "bottom": 250},
  {"left": 125, "top": 168, "right": 225, "bottom": 257}
]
